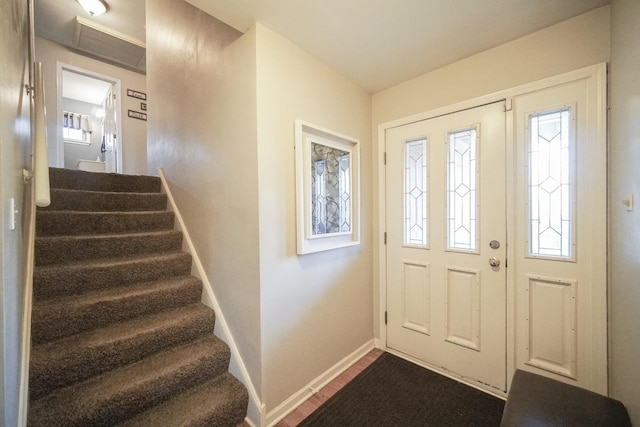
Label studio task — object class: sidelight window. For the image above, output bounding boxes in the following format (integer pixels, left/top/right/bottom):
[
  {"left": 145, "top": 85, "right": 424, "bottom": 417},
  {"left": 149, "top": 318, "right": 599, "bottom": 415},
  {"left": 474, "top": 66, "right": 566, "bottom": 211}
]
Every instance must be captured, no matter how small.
[{"left": 528, "top": 108, "right": 574, "bottom": 259}]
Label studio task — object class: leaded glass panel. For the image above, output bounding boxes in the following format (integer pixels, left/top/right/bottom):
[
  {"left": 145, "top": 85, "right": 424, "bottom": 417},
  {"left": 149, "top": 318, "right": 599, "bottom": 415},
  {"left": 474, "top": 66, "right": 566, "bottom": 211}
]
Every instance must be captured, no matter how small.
[
  {"left": 529, "top": 109, "right": 572, "bottom": 258},
  {"left": 447, "top": 128, "right": 478, "bottom": 251},
  {"left": 404, "top": 138, "right": 428, "bottom": 247},
  {"left": 311, "top": 142, "right": 351, "bottom": 235}
]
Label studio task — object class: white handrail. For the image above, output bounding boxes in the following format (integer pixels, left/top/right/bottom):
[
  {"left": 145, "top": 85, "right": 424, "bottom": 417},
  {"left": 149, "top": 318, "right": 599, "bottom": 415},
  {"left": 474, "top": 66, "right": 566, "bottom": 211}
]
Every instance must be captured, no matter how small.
[{"left": 34, "top": 61, "right": 50, "bottom": 207}]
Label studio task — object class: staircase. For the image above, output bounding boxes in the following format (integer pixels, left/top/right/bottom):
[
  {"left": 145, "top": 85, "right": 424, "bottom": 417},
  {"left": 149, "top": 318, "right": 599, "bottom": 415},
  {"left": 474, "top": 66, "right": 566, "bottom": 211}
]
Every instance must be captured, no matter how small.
[{"left": 28, "top": 168, "right": 248, "bottom": 426}]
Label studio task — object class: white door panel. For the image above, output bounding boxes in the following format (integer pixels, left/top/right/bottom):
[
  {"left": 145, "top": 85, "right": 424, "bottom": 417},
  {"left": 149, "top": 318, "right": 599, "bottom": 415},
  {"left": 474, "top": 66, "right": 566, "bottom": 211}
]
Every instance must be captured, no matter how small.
[{"left": 386, "top": 102, "right": 507, "bottom": 392}]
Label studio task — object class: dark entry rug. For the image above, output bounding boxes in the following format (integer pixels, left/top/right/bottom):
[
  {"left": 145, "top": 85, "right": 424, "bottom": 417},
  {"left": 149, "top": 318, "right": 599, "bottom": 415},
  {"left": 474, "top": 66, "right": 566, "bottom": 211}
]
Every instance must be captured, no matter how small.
[{"left": 299, "top": 352, "right": 505, "bottom": 427}]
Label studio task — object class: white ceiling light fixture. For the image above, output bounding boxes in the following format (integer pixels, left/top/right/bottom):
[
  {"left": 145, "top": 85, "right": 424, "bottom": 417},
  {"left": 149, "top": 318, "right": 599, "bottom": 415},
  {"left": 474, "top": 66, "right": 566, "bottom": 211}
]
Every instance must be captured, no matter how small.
[{"left": 77, "top": 0, "right": 107, "bottom": 16}]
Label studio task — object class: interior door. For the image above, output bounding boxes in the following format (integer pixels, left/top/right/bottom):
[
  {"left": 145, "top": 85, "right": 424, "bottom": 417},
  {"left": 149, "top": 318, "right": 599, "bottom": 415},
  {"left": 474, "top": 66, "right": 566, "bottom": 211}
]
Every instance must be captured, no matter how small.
[
  {"left": 386, "top": 102, "right": 507, "bottom": 392},
  {"left": 103, "top": 84, "right": 117, "bottom": 173}
]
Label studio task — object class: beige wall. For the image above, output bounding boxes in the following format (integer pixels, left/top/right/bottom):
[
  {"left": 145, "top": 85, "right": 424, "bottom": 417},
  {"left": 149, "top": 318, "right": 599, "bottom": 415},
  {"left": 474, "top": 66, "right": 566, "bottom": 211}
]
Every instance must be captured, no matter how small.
[
  {"left": 371, "top": 6, "right": 610, "bottom": 339},
  {"left": 35, "top": 37, "right": 147, "bottom": 175},
  {"left": 610, "top": 0, "right": 640, "bottom": 423},
  {"left": 145, "top": 0, "right": 262, "bottom": 414},
  {"left": 255, "top": 23, "right": 373, "bottom": 412},
  {"left": 0, "top": 0, "right": 31, "bottom": 425}
]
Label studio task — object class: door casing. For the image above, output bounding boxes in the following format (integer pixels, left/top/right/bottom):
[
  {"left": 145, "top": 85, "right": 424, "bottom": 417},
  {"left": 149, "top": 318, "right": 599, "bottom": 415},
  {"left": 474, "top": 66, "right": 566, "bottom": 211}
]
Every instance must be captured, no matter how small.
[{"left": 56, "top": 62, "right": 123, "bottom": 172}]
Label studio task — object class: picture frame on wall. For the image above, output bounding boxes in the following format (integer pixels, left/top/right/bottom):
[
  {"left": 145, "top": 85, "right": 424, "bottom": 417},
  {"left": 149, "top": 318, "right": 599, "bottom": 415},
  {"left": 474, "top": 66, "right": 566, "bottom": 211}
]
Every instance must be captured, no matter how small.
[{"left": 294, "top": 120, "right": 361, "bottom": 254}]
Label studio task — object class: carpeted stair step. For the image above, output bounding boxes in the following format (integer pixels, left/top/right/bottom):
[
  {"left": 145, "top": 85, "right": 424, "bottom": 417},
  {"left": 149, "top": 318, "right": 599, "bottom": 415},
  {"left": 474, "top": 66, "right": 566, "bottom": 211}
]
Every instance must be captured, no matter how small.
[
  {"left": 29, "top": 303, "right": 216, "bottom": 400},
  {"left": 35, "top": 230, "right": 183, "bottom": 266},
  {"left": 43, "top": 188, "right": 168, "bottom": 212},
  {"left": 36, "top": 210, "right": 175, "bottom": 237},
  {"left": 31, "top": 276, "right": 203, "bottom": 344},
  {"left": 49, "top": 167, "right": 162, "bottom": 193},
  {"left": 33, "top": 251, "right": 193, "bottom": 300},
  {"left": 118, "top": 372, "right": 249, "bottom": 427},
  {"left": 28, "top": 336, "right": 231, "bottom": 427}
]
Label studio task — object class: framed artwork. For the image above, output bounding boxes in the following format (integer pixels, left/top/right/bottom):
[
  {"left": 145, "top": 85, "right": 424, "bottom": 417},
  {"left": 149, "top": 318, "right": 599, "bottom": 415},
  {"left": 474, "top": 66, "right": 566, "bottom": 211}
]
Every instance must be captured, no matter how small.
[{"left": 295, "top": 120, "right": 360, "bottom": 254}]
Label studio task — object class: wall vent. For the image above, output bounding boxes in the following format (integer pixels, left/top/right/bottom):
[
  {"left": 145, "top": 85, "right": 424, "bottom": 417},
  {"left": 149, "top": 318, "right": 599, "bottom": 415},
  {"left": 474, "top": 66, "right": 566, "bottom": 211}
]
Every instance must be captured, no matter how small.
[{"left": 73, "top": 16, "right": 146, "bottom": 73}]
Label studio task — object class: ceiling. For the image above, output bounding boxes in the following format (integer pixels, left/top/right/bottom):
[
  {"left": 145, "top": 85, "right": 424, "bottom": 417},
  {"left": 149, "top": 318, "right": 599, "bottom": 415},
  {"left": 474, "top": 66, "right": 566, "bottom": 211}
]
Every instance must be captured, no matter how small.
[
  {"left": 62, "top": 70, "right": 112, "bottom": 105},
  {"left": 36, "top": 0, "right": 610, "bottom": 93}
]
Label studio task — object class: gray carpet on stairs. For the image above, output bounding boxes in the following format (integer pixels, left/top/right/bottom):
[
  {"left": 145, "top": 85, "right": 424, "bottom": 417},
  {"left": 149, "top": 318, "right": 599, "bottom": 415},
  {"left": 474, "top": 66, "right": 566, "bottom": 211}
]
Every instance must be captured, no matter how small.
[{"left": 28, "top": 168, "right": 248, "bottom": 427}]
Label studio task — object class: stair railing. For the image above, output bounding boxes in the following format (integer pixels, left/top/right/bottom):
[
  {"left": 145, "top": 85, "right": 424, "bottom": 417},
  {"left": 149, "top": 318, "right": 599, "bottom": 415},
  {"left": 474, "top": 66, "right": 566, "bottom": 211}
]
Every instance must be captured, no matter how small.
[
  {"left": 18, "top": 60, "right": 50, "bottom": 427},
  {"left": 34, "top": 61, "right": 50, "bottom": 207}
]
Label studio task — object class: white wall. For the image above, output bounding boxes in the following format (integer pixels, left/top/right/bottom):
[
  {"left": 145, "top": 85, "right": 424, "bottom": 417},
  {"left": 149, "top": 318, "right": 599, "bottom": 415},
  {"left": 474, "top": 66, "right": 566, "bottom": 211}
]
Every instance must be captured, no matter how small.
[
  {"left": 255, "top": 23, "right": 373, "bottom": 411},
  {"left": 609, "top": 0, "right": 640, "bottom": 423},
  {"left": 371, "top": 6, "right": 611, "bottom": 339},
  {"left": 146, "top": 0, "right": 263, "bottom": 413},
  {"left": 35, "top": 37, "right": 147, "bottom": 175},
  {"left": 0, "top": 0, "right": 31, "bottom": 425}
]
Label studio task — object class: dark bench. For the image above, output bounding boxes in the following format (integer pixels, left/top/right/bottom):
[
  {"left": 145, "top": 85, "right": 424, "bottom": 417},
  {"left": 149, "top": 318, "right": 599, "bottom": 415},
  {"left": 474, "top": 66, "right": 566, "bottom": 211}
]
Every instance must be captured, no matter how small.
[{"left": 501, "top": 370, "right": 632, "bottom": 427}]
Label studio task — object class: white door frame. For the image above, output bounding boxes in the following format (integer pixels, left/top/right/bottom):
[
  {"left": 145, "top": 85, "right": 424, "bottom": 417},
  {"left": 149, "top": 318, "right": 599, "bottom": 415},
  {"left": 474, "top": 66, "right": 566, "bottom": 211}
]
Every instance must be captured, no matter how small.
[
  {"left": 56, "top": 62, "right": 123, "bottom": 172},
  {"left": 376, "top": 62, "right": 607, "bottom": 394}
]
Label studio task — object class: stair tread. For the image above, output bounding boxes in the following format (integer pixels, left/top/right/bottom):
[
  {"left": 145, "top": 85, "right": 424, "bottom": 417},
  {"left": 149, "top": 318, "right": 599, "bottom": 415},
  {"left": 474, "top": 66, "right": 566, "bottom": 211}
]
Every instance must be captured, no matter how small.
[
  {"left": 48, "top": 168, "right": 162, "bottom": 193},
  {"left": 34, "top": 275, "right": 201, "bottom": 307},
  {"left": 35, "top": 250, "right": 191, "bottom": 272},
  {"left": 31, "top": 303, "right": 213, "bottom": 362},
  {"left": 31, "top": 275, "right": 202, "bottom": 343},
  {"left": 29, "top": 336, "right": 231, "bottom": 427},
  {"left": 33, "top": 251, "right": 193, "bottom": 300},
  {"left": 35, "top": 229, "right": 183, "bottom": 266},
  {"left": 36, "top": 210, "right": 175, "bottom": 237},
  {"left": 117, "top": 372, "right": 248, "bottom": 427},
  {"left": 49, "top": 188, "right": 166, "bottom": 197},
  {"left": 37, "top": 209, "right": 171, "bottom": 215},
  {"left": 29, "top": 303, "right": 215, "bottom": 398},
  {"left": 36, "top": 229, "right": 182, "bottom": 242}
]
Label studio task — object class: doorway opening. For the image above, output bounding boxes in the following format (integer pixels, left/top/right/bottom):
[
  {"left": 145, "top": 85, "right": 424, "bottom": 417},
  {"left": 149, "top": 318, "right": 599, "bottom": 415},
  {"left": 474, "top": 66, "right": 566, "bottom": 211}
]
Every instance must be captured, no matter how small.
[{"left": 57, "top": 63, "right": 122, "bottom": 173}]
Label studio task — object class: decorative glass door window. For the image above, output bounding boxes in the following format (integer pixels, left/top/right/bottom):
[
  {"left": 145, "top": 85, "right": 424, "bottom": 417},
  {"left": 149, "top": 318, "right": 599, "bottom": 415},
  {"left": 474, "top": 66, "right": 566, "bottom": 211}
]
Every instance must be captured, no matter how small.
[
  {"left": 446, "top": 127, "right": 478, "bottom": 252},
  {"left": 404, "top": 138, "right": 428, "bottom": 247},
  {"left": 528, "top": 108, "right": 574, "bottom": 258}
]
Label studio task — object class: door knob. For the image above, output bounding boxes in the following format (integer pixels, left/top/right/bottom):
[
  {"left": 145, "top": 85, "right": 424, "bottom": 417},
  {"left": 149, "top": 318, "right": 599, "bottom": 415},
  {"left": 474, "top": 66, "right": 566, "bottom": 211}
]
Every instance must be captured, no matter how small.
[{"left": 489, "top": 257, "right": 501, "bottom": 267}]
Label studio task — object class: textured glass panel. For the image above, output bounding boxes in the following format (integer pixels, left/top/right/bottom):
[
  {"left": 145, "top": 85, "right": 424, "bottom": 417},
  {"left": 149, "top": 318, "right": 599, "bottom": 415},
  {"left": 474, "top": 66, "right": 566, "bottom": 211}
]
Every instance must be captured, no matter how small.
[
  {"left": 339, "top": 154, "right": 351, "bottom": 232},
  {"left": 404, "top": 138, "right": 428, "bottom": 247},
  {"left": 529, "top": 109, "right": 572, "bottom": 257},
  {"left": 447, "top": 128, "right": 477, "bottom": 251},
  {"left": 311, "top": 143, "right": 350, "bottom": 235}
]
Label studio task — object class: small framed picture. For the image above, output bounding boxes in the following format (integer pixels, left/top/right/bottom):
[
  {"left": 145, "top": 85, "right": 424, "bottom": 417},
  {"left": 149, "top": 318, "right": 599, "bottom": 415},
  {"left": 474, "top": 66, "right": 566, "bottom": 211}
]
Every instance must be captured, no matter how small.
[
  {"left": 127, "top": 89, "right": 147, "bottom": 101},
  {"left": 128, "top": 110, "right": 147, "bottom": 121},
  {"left": 140, "top": 103, "right": 147, "bottom": 111}
]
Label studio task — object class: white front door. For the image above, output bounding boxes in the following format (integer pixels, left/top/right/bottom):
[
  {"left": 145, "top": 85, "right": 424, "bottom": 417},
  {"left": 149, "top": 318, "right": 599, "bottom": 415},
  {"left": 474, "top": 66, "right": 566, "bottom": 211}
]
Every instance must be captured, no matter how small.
[
  {"left": 383, "top": 67, "right": 607, "bottom": 396},
  {"left": 386, "top": 102, "right": 508, "bottom": 392}
]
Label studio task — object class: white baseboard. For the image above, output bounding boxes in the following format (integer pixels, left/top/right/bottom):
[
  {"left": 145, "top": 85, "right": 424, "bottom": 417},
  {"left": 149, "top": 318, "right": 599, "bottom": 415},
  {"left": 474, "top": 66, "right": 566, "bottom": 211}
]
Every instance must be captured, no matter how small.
[
  {"left": 158, "top": 168, "right": 264, "bottom": 426},
  {"left": 265, "top": 339, "right": 375, "bottom": 426}
]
